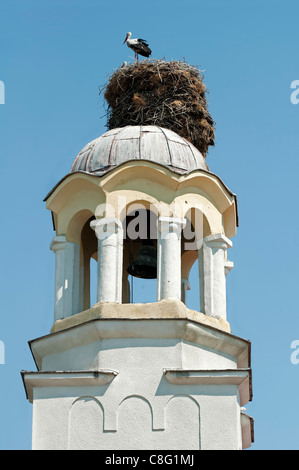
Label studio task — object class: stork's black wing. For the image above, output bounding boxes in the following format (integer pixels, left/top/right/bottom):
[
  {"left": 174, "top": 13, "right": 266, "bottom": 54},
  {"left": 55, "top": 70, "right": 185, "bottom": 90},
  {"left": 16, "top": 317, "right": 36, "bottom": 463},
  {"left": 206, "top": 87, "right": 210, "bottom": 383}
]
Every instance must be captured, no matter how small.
[
  {"left": 132, "top": 39, "right": 152, "bottom": 57},
  {"left": 138, "top": 38, "right": 149, "bottom": 46}
]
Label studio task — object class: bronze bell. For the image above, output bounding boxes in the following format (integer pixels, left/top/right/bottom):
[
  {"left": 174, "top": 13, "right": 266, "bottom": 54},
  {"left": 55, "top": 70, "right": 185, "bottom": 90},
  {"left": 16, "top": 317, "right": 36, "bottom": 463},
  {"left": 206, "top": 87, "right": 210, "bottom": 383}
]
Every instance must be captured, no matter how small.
[{"left": 127, "top": 240, "right": 157, "bottom": 279}]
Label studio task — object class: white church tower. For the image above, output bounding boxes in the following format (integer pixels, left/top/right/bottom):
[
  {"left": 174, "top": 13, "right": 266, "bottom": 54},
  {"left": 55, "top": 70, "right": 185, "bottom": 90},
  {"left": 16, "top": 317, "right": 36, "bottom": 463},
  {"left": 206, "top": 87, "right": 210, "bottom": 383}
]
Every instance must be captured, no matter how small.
[{"left": 22, "top": 61, "right": 253, "bottom": 450}]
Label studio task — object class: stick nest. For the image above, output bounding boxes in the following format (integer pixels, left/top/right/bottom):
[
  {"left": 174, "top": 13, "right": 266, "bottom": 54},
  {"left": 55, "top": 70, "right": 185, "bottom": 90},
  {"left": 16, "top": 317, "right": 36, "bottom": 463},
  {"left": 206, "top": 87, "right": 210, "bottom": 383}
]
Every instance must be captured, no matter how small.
[{"left": 100, "top": 60, "right": 215, "bottom": 157}]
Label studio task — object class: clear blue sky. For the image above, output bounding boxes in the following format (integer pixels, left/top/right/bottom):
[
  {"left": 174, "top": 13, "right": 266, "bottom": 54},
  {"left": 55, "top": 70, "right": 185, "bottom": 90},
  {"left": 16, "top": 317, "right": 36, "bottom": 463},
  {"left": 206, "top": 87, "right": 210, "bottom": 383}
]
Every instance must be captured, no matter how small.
[{"left": 0, "top": 0, "right": 299, "bottom": 450}]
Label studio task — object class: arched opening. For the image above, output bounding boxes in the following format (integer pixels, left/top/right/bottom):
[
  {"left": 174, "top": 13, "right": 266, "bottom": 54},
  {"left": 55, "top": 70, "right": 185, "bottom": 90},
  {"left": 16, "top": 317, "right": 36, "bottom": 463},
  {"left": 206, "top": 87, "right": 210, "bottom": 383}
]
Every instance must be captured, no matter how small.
[
  {"left": 181, "top": 216, "right": 198, "bottom": 309},
  {"left": 63, "top": 202, "right": 214, "bottom": 312},
  {"left": 66, "top": 210, "right": 98, "bottom": 312},
  {"left": 181, "top": 207, "right": 211, "bottom": 311},
  {"left": 187, "top": 259, "right": 200, "bottom": 311},
  {"left": 122, "top": 208, "right": 158, "bottom": 304},
  {"left": 62, "top": 210, "right": 97, "bottom": 315},
  {"left": 80, "top": 216, "right": 97, "bottom": 310}
]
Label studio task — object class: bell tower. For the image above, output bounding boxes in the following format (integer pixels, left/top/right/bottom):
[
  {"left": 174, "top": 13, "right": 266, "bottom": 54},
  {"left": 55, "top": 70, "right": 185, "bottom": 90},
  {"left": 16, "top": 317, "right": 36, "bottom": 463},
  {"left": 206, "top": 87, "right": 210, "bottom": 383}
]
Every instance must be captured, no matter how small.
[{"left": 22, "top": 61, "right": 253, "bottom": 450}]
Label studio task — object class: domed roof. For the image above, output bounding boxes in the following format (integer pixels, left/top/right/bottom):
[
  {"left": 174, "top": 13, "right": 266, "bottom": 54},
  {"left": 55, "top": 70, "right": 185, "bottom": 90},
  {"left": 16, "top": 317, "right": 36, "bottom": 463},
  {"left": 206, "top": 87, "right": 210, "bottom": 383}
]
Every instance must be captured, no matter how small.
[{"left": 71, "top": 125, "right": 208, "bottom": 176}]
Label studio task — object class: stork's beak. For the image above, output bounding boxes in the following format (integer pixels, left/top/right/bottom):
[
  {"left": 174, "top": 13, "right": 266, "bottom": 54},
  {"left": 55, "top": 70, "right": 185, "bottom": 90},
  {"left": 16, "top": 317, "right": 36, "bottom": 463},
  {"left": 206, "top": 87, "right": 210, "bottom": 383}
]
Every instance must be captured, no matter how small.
[{"left": 123, "top": 34, "right": 128, "bottom": 44}]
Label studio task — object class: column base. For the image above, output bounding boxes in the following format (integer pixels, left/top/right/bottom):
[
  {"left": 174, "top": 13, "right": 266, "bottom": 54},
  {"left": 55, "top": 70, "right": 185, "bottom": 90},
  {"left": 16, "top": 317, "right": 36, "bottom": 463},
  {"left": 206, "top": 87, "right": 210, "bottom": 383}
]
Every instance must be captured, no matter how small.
[{"left": 50, "top": 299, "right": 231, "bottom": 334}]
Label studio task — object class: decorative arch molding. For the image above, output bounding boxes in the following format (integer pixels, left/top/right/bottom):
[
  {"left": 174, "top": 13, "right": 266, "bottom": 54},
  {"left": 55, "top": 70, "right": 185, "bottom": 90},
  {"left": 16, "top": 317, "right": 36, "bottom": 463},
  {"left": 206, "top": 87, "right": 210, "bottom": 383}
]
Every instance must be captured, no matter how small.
[
  {"left": 68, "top": 396, "right": 105, "bottom": 450},
  {"left": 164, "top": 394, "right": 201, "bottom": 449},
  {"left": 118, "top": 395, "right": 154, "bottom": 420},
  {"left": 66, "top": 209, "right": 94, "bottom": 244},
  {"left": 45, "top": 162, "right": 237, "bottom": 240},
  {"left": 116, "top": 395, "right": 154, "bottom": 444},
  {"left": 165, "top": 393, "right": 200, "bottom": 409}
]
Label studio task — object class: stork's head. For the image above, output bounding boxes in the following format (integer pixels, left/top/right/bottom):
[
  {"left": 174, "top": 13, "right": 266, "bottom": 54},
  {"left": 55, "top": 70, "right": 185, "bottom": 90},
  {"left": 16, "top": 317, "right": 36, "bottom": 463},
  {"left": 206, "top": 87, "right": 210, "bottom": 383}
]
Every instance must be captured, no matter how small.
[{"left": 123, "top": 32, "right": 132, "bottom": 44}]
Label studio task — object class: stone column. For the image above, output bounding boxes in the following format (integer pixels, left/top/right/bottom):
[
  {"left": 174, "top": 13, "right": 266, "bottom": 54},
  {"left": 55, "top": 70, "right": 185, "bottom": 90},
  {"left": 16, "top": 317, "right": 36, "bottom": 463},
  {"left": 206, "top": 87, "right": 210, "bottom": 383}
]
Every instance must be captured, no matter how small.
[
  {"left": 157, "top": 217, "right": 186, "bottom": 301},
  {"left": 198, "top": 234, "right": 232, "bottom": 320},
  {"left": 90, "top": 218, "right": 123, "bottom": 303},
  {"left": 50, "top": 236, "right": 80, "bottom": 322}
]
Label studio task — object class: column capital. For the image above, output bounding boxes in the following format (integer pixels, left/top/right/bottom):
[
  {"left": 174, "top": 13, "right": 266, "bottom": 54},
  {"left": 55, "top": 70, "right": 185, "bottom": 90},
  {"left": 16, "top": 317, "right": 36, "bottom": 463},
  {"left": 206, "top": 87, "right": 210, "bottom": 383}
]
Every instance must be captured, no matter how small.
[
  {"left": 90, "top": 217, "right": 123, "bottom": 240},
  {"left": 197, "top": 233, "right": 232, "bottom": 250},
  {"left": 157, "top": 217, "right": 186, "bottom": 236},
  {"left": 50, "top": 235, "right": 67, "bottom": 252}
]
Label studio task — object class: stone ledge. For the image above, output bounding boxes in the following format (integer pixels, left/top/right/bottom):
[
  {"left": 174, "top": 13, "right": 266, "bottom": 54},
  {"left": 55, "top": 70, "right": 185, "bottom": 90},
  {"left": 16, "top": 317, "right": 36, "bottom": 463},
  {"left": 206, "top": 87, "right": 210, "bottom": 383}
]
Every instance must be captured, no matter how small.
[
  {"left": 164, "top": 368, "right": 252, "bottom": 406},
  {"left": 50, "top": 299, "right": 231, "bottom": 334},
  {"left": 21, "top": 370, "right": 118, "bottom": 403}
]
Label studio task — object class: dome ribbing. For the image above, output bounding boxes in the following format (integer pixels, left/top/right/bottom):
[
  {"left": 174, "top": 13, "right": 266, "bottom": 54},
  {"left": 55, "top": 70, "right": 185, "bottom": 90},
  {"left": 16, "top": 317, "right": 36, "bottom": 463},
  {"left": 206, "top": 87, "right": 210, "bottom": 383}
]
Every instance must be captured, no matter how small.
[{"left": 71, "top": 125, "right": 208, "bottom": 176}]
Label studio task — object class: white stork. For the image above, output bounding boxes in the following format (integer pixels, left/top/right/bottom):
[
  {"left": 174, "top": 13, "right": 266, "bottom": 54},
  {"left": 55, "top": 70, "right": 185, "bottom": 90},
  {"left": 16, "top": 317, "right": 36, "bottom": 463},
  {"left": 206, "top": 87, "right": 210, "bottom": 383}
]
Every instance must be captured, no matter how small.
[{"left": 123, "top": 32, "right": 152, "bottom": 62}]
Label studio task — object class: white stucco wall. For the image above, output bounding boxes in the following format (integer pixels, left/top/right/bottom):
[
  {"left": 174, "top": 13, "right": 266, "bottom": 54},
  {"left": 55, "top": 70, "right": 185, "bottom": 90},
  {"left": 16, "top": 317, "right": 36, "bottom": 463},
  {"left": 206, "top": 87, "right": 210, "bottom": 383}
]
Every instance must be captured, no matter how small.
[
  {"left": 24, "top": 318, "right": 250, "bottom": 450},
  {"left": 32, "top": 385, "right": 241, "bottom": 450}
]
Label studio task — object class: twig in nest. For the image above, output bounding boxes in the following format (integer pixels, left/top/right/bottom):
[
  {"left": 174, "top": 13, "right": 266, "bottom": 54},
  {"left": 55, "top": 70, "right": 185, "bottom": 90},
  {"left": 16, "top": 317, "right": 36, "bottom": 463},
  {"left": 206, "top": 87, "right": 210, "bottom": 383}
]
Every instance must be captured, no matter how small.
[{"left": 100, "top": 59, "right": 215, "bottom": 157}]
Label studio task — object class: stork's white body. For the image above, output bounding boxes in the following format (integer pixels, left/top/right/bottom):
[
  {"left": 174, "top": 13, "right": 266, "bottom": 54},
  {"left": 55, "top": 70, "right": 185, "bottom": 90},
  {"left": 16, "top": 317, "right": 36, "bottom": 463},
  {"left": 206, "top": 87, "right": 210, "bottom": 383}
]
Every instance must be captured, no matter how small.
[{"left": 127, "top": 37, "right": 139, "bottom": 47}]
